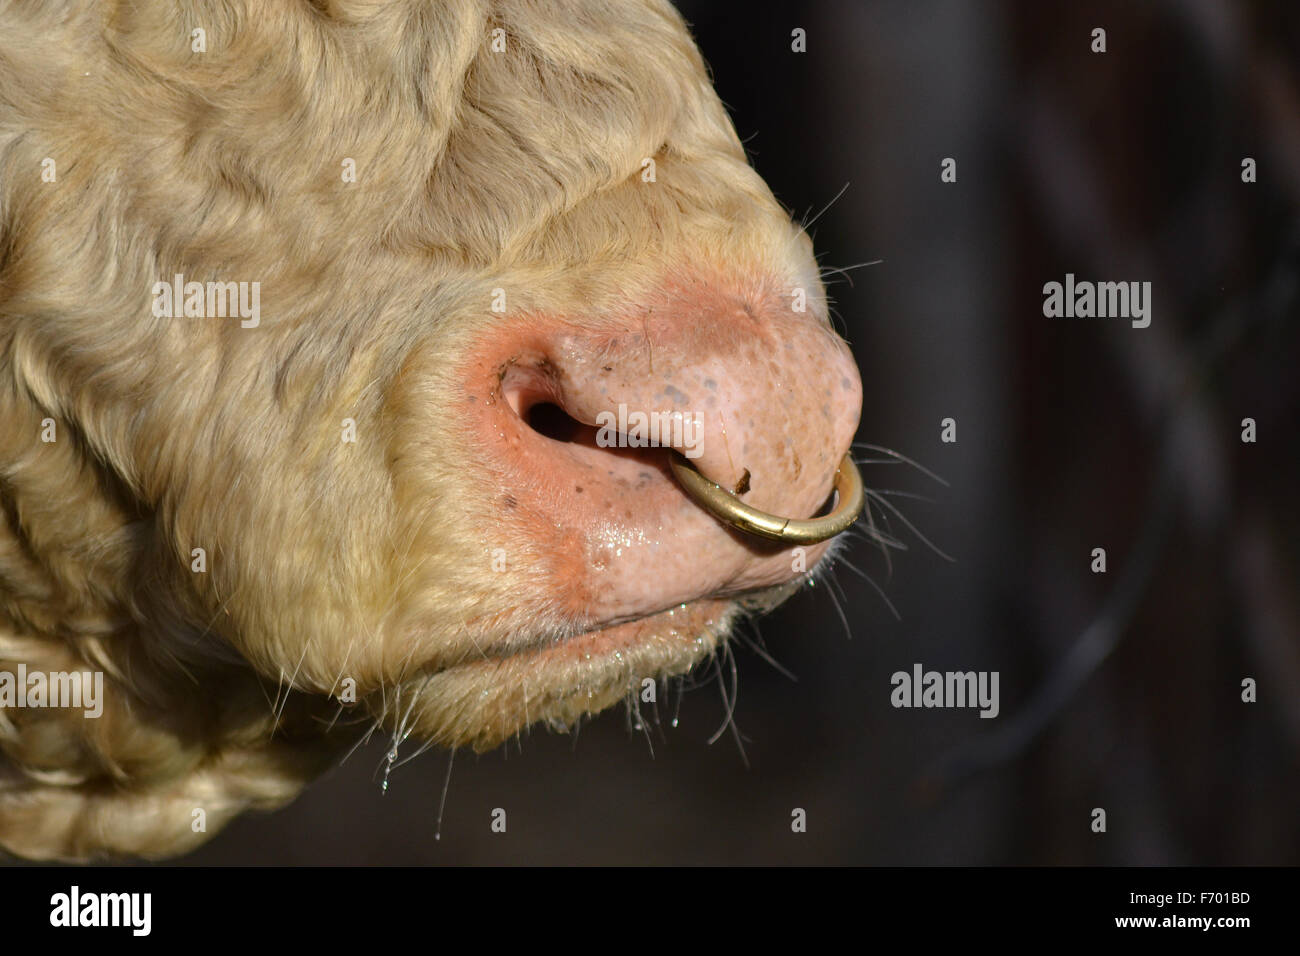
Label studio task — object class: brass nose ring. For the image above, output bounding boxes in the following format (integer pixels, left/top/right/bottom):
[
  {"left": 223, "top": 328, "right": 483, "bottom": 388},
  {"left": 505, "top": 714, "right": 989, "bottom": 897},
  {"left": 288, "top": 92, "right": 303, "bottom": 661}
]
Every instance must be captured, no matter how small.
[{"left": 669, "top": 452, "right": 864, "bottom": 545}]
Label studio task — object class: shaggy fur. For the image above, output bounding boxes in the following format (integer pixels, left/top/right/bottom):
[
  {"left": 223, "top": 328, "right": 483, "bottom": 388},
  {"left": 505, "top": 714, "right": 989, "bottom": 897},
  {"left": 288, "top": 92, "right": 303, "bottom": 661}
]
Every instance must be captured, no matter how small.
[{"left": 0, "top": 0, "right": 835, "bottom": 859}]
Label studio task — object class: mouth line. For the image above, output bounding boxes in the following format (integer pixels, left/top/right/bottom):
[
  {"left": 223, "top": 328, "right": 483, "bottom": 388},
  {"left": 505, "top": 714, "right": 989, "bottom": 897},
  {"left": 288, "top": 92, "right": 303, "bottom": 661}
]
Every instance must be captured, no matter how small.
[
  {"left": 451, "top": 567, "right": 804, "bottom": 676},
  {"left": 457, "top": 594, "right": 727, "bottom": 668}
]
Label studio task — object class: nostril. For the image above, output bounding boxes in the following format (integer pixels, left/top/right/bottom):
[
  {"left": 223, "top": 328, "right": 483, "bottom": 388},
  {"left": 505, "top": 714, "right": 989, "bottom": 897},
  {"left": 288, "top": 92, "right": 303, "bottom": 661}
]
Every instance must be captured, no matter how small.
[
  {"left": 511, "top": 386, "right": 670, "bottom": 470},
  {"left": 525, "top": 402, "right": 582, "bottom": 443},
  {"left": 499, "top": 363, "right": 611, "bottom": 451}
]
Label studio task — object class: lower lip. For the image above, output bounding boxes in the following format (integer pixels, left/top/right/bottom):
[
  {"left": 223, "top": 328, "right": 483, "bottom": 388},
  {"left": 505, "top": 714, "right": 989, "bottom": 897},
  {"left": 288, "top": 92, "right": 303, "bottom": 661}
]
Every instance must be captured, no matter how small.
[{"left": 400, "top": 598, "right": 737, "bottom": 752}]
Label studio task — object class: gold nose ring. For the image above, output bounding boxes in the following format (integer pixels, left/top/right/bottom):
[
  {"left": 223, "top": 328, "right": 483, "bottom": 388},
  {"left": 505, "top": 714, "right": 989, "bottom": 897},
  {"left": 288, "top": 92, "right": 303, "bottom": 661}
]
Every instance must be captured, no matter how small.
[{"left": 669, "top": 452, "right": 864, "bottom": 545}]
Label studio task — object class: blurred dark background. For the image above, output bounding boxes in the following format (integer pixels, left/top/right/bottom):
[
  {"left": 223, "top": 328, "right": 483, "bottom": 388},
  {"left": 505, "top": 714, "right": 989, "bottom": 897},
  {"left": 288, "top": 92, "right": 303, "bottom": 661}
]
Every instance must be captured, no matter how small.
[{"left": 182, "top": 0, "right": 1299, "bottom": 865}]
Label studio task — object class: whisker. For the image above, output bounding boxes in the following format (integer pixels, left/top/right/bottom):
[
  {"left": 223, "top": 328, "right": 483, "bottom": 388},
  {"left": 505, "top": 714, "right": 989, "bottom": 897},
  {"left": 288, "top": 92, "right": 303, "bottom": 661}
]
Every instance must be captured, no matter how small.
[
  {"left": 865, "top": 488, "right": 955, "bottom": 562},
  {"left": 338, "top": 715, "right": 383, "bottom": 767},
  {"left": 736, "top": 622, "right": 798, "bottom": 683},
  {"left": 433, "top": 747, "right": 456, "bottom": 842},
  {"left": 820, "top": 569, "right": 854, "bottom": 641},
  {"left": 799, "top": 180, "right": 850, "bottom": 232},
  {"left": 853, "top": 443, "right": 950, "bottom": 486},
  {"left": 866, "top": 488, "right": 938, "bottom": 504},
  {"left": 845, "top": 521, "right": 907, "bottom": 553},
  {"left": 836, "top": 556, "right": 902, "bottom": 621},
  {"left": 859, "top": 491, "right": 898, "bottom": 575},
  {"left": 706, "top": 644, "right": 748, "bottom": 767},
  {"left": 817, "top": 258, "right": 884, "bottom": 288}
]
